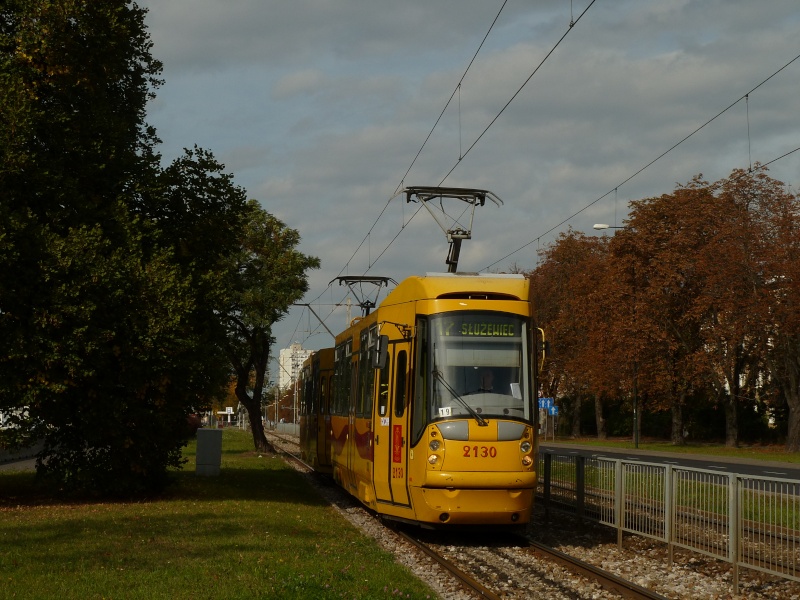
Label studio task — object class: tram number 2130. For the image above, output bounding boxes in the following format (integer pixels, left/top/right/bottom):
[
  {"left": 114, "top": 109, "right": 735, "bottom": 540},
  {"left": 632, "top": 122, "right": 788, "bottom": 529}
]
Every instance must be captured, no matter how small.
[{"left": 463, "top": 445, "right": 498, "bottom": 458}]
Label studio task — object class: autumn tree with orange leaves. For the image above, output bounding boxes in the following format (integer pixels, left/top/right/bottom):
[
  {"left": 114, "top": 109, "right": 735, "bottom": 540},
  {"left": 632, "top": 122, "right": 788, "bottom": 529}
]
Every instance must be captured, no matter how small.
[
  {"left": 530, "top": 168, "right": 799, "bottom": 449},
  {"left": 529, "top": 230, "right": 616, "bottom": 438}
]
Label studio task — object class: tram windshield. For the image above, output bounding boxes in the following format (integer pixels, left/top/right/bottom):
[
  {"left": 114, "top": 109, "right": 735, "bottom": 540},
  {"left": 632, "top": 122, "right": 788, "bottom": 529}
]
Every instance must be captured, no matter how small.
[{"left": 426, "top": 312, "right": 531, "bottom": 423}]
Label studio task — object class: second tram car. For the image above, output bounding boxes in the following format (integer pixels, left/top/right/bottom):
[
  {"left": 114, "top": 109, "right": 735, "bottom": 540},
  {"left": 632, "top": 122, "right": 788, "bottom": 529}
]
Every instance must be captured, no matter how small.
[
  {"left": 298, "top": 347, "right": 334, "bottom": 474},
  {"left": 299, "top": 272, "right": 542, "bottom": 528}
]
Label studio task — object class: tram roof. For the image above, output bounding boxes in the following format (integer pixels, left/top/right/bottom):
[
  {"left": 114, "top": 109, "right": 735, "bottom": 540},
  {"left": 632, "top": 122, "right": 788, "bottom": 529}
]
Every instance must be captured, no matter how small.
[{"left": 381, "top": 272, "right": 529, "bottom": 305}]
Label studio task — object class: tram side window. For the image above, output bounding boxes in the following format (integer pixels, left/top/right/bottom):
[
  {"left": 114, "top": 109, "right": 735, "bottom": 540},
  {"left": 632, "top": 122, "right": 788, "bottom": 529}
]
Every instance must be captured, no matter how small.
[
  {"left": 349, "top": 358, "right": 358, "bottom": 415},
  {"left": 309, "top": 368, "right": 317, "bottom": 415},
  {"left": 364, "top": 327, "right": 377, "bottom": 416},
  {"left": 394, "top": 350, "right": 407, "bottom": 418},
  {"left": 310, "top": 363, "right": 319, "bottom": 415},
  {"left": 333, "top": 341, "right": 352, "bottom": 416},
  {"left": 357, "top": 330, "right": 376, "bottom": 418},
  {"left": 378, "top": 353, "right": 391, "bottom": 417},
  {"left": 303, "top": 371, "right": 313, "bottom": 415},
  {"left": 411, "top": 318, "right": 428, "bottom": 443},
  {"left": 333, "top": 354, "right": 343, "bottom": 415}
]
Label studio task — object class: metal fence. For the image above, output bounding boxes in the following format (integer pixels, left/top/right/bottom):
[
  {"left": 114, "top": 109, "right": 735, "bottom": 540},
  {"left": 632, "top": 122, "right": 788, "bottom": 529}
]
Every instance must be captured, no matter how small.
[{"left": 537, "top": 451, "right": 800, "bottom": 591}]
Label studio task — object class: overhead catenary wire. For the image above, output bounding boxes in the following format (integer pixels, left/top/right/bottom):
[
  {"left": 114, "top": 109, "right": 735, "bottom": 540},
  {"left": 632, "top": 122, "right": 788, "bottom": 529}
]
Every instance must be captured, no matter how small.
[
  {"left": 287, "top": 10, "right": 798, "bottom": 349},
  {"left": 359, "top": 0, "right": 597, "bottom": 281},
  {"left": 482, "top": 51, "right": 800, "bottom": 271},
  {"left": 439, "top": 0, "right": 596, "bottom": 185},
  {"left": 333, "top": 0, "right": 511, "bottom": 282},
  {"left": 287, "top": 1, "right": 514, "bottom": 347},
  {"left": 483, "top": 145, "right": 800, "bottom": 272},
  {"left": 393, "top": 0, "right": 511, "bottom": 197},
  {"left": 332, "top": 0, "right": 512, "bottom": 287}
]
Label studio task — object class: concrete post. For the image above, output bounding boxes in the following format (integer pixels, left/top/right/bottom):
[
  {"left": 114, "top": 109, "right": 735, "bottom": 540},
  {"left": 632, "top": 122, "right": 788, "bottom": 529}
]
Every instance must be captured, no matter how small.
[{"left": 196, "top": 428, "right": 223, "bottom": 476}]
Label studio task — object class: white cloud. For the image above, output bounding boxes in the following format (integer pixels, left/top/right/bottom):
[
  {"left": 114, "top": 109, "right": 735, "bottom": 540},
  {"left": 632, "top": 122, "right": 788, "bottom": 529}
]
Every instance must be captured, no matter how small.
[{"left": 138, "top": 0, "right": 800, "bottom": 350}]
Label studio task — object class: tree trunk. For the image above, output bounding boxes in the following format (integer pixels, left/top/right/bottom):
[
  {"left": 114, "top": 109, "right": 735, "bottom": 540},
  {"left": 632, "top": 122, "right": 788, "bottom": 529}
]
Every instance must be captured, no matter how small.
[
  {"left": 235, "top": 380, "right": 275, "bottom": 454},
  {"left": 594, "top": 395, "right": 607, "bottom": 440},
  {"left": 670, "top": 391, "right": 684, "bottom": 445},
  {"left": 723, "top": 394, "right": 738, "bottom": 448},
  {"left": 571, "top": 395, "right": 582, "bottom": 438},
  {"left": 784, "top": 364, "right": 800, "bottom": 451},
  {"left": 232, "top": 347, "right": 276, "bottom": 454},
  {"left": 786, "top": 396, "right": 800, "bottom": 452}
]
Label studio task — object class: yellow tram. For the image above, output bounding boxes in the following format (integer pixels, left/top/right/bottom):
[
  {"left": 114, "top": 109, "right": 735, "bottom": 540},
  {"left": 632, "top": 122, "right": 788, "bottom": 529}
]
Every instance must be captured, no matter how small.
[
  {"left": 298, "top": 347, "right": 334, "bottom": 474},
  {"left": 299, "top": 272, "right": 541, "bottom": 528}
]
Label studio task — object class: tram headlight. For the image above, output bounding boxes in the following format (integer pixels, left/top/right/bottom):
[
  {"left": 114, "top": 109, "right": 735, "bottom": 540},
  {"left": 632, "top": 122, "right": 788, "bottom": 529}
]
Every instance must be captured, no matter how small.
[
  {"left": 520, "top": 441, "right": 532, "bottom": 454},
  {"left": 429, "top": 440, "right": 441, "bottom": 452},
  {"left": 521, "top": 455, "right": 533, "bottom": 466},
  {"left": 428, "top": 454, "right": 440, "bottom": 465}
]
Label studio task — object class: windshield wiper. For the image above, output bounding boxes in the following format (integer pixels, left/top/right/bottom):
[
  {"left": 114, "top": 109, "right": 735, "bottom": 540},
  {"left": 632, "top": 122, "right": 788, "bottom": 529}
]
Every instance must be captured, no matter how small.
[{"left": 432, "top": 368, "right": 488, "bottom": 427}]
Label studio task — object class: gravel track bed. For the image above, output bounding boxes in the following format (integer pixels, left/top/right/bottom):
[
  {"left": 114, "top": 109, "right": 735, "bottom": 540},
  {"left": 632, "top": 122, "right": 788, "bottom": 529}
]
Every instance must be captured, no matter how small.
[{"left": 269, "top": 434, "right": 800, "bottom": 599}]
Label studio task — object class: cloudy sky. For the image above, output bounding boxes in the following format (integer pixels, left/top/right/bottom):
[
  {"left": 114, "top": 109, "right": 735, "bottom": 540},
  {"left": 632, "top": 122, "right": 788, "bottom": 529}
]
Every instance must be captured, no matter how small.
[{"left": 138, "top": 0, "right": 800, "bottom": 360}]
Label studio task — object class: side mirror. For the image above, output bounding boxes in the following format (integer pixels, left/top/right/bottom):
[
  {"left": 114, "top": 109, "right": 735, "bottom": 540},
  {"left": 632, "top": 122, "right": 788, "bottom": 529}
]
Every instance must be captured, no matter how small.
[
  {"left": 372, "top": 334, "right": 389, "bottom": 369},
  {"left": 537, "top": 328, "right": 550, "bottom": 374}
]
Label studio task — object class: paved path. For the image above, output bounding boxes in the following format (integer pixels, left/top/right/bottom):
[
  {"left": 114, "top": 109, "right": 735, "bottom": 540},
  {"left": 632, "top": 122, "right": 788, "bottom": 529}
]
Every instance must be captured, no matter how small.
[{"left": 0, "top": 457, "right": 36, "bottom": 472}]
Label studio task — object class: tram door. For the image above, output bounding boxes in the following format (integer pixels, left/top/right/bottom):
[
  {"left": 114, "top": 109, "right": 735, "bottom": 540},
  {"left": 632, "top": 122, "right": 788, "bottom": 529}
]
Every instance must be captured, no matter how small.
[
  {"left": 318, "top": 368, "right": 332, "bottom": 469},
  {"left": 373, "top": 342, "right": 410, "bottom": 506}
]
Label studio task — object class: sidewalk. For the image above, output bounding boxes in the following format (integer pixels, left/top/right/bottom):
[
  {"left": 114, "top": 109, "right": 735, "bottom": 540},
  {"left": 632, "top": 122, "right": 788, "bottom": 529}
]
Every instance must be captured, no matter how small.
[
  {"left": 0, "top": 457, "right": 36, "bottom": 472},
  {"left": 0, "top": 439, "right": 43, "bottom": 470}
]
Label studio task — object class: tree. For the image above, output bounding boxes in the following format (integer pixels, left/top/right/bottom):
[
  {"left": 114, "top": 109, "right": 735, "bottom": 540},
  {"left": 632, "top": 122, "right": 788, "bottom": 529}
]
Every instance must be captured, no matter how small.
[
  {"left": 0, "top": 0, "right": 162, "bottom": 230},
  {"left": 27, "top": 210, "right": 215, "bottom": 494},
  {"left": 689, "top": 171, "right": 772, "bottom": 447},
  {"left": 622, "top": 180, "right": 713, "bottom": 445},
  {"left": 137, "top": 146, "right": 251, "bottom": 402},
  {"left": 0, "top": 1, "right": 219, "bottom": 494},
  {"left": 528, "top": 169, "right": 798, "bottom": 447},
  {"left": 223, "top": 200, "right": 320, "bottom": 453},
  {"left": 529, "top": 230, "right": 613, "bottom": 438},
  {"left": 735, "top": 170, "right": 800, "bottom": 450}
]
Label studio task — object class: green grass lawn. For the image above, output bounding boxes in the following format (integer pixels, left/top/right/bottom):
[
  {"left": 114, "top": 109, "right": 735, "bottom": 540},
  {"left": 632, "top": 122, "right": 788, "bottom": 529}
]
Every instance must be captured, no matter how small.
[
  {"left": 0, "top": 430, "right": 437, "bottom": 599},
  {"left": 546, "top": 436, "right": 800, "bottom": 463}
]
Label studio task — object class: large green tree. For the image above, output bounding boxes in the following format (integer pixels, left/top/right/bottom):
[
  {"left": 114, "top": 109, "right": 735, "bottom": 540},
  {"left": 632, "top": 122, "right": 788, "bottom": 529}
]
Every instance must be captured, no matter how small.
[
  {"left": 223, "top": 200, "right": 320, "bottom": 453},
  {"left": 0, "top": 1, "right": 222, "bottom": 494}
]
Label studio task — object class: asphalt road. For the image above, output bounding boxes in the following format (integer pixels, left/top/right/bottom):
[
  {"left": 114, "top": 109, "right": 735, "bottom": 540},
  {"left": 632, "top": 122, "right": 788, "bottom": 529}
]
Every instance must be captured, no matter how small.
[{"left": 540, "top": 442, "right": 800, "bottom": 480}]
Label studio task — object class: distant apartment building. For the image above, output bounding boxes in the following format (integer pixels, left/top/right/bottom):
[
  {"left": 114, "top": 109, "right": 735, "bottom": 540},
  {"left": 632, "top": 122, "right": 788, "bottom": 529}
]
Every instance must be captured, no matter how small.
[{"left": 278, "top": 342, "right": 312, "bottom": 389}]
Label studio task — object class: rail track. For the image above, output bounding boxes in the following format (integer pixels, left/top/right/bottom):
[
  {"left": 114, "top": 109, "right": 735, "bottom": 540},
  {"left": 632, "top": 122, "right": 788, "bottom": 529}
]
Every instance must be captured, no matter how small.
[
  {"left": 267, "top": 430, "right": 668, "bottom": 599},
  {"left": 525, "top": 540, "right": 668, "bottom": 600},
  {"left": 398, "top": 527, "right": 669, "bottom": 600}
]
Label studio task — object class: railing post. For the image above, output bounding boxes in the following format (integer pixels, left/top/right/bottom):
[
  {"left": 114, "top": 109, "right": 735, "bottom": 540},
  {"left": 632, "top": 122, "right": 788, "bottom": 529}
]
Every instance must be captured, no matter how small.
[
  {"left": 615, "top": 459, "right": 624, "bottom": 548},
  {"left": 665, "top": 464, "right": 673, "bottom": 566},
  {"left": 576, "top": 455, "right": 585, "bottom": 524},
  {"left": 730, "top": 474, "right": 739, "bottom": 593},
  {"left": 543, "top": 452, "right": 552, "bottom": 519}
]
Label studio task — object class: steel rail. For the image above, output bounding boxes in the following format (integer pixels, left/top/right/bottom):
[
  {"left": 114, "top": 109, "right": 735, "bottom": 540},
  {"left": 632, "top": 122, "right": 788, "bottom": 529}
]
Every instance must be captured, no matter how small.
[
  {"left": 270, "top": 431, "right": 672, "bottom": 598},
  {"left": 392, "top": 529, "right": 504, "bottom": 600},
  {"left": 528, "top": 540, "right": 669, "bottom": 600}
]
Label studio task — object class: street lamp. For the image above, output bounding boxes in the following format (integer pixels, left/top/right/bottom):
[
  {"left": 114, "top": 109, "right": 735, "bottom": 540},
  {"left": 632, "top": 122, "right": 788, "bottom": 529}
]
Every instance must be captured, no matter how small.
[
  {"left": 593, "top": 224, "right": 623, "bottom": 230},
  {"left": 593, "top": 223, "right": 639, "bottom": 448}
]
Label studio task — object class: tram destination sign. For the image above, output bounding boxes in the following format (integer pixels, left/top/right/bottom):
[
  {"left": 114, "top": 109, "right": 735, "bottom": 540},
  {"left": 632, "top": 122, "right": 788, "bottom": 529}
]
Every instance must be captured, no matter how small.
[{"left": 436, "top": 314, "right": 521, "bottom": 338}]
